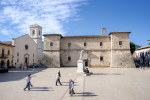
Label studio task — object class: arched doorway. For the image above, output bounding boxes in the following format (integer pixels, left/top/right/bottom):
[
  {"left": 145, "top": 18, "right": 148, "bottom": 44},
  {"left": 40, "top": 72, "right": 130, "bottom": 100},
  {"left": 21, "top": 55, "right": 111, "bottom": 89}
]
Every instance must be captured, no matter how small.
[
  {"left": 7, "top": 60, "right": 10, "bottom": 67},
  {"left": 25, "top": 57, "right": 27, "bottom": 64},
  {"left": 1, "top": 60, "right": 4, "bottom": 66}
]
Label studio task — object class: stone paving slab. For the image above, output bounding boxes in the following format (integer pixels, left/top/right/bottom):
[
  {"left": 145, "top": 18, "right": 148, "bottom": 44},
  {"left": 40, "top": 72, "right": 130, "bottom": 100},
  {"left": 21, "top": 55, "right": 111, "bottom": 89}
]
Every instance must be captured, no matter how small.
[{"left": 0, "top": 68, "right": 150, "bottom": 100}]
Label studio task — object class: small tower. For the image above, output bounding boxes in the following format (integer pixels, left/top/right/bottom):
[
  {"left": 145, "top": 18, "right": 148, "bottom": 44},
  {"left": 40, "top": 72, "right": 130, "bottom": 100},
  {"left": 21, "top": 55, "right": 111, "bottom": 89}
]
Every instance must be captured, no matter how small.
[
  {"left": 29, "top": 23, "right": 43, "bottom": 63},
  {"left": 101, "top": 28, "right": 107, "bottom": 35}
]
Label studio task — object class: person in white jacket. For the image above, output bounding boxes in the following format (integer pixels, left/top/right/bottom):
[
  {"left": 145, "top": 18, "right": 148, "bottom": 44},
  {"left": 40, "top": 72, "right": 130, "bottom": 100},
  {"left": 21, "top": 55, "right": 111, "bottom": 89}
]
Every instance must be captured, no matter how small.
[{"left": 56, "top": 72, "right": 62, "bottom": 86}]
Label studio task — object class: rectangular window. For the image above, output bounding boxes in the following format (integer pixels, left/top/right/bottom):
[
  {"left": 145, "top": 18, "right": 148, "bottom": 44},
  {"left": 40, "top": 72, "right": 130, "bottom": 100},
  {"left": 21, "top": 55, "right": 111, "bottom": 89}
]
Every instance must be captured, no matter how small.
[
  {"left": 17, "top": 52, "right": 19, "bottom": 56},
  {"left": 100, "top": 56, "right": 103, "bottom": 61},
  {"left": 33, "top": 59, "right": 34, "bottom": 62},
  {"left": 119, "top": 41, "right": 122, "bottom": 45},
  {"left": 100, "top": 42, "right": 103, "bottom": 46},
  {"left": 84, "top": 43, "right": 86, "bottom": 47},
  {"left": 17, "top": 58, "right": 19, "bottom": 63},
  {"left": 8, "top": 50, "right": 10, "bottom": 55},
  {"left": 68, "top": 57, "right": 71, "bottom": 61},
  {"left": 33, "top": 54, "right": 34, "bottom": 57},
  {"left": 50, "top": 42, "right": 53, "bottom": 46},
  {"left": 68, "top": 43, "right": 71, "bottom": 47}
]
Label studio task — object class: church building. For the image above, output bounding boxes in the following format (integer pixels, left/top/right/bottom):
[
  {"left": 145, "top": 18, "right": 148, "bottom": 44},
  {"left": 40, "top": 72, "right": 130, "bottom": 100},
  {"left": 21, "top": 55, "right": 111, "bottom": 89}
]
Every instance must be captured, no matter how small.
[
  {"left": 41, "top": 28, "right": 135, "bottom": 68},
  {"left": 12, "top": 24, "right": 43, "bottom": 67}
]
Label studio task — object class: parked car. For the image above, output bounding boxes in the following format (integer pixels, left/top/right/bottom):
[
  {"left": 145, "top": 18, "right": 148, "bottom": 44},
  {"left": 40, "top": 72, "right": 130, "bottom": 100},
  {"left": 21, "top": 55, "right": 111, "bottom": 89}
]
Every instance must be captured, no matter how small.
[
  {"left": 135, "top": 63, "right": 139, "bottom": 68},
  {"left": 0, "top": 67, "right": 8, "bottom": 73},
  {"left": 35, "top": 64, "right": 39, "bottom": 68},
  {"left": 29, "top": 64, "right": 34, "bottom": 68}
]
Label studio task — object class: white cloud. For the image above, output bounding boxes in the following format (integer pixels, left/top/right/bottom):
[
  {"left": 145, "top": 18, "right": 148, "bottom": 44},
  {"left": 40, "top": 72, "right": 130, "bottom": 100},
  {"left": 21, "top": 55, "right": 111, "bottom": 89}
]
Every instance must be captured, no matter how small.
[{"left": 0, "top": 0, "right": 87, "bottom": 36}]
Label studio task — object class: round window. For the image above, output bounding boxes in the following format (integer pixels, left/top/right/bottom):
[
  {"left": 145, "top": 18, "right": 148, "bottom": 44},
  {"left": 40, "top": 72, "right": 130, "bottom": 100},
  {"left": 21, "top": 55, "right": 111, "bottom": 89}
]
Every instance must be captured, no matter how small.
[{"left": 25, "top": 45, "right": 28, "bottom": 50}]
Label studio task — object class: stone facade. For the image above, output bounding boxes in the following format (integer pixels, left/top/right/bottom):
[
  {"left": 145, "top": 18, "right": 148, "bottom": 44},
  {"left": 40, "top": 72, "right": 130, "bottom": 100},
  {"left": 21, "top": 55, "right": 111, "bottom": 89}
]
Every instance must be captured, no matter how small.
[{"left": 41, "top": 29, "right": 135, "bottom": 68}]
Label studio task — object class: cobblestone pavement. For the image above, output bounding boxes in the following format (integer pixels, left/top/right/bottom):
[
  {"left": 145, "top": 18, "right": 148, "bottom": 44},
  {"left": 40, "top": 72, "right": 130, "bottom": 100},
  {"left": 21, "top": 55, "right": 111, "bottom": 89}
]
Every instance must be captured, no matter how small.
[{"left": 0, "top": 68, "right": 150, "bottom": 100}]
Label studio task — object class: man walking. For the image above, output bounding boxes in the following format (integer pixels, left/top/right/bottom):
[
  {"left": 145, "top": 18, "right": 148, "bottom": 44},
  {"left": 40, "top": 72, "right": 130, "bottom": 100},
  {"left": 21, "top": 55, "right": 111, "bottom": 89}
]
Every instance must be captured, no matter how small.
[
  {"left": 69, "top": 79, "right": 75, "bottom": 96},
  {"left": 56, "top": 72, "right": 62, "bottom": 86},
  {"left": 24, "top": 74, "right": 31, "bottom": 91}
]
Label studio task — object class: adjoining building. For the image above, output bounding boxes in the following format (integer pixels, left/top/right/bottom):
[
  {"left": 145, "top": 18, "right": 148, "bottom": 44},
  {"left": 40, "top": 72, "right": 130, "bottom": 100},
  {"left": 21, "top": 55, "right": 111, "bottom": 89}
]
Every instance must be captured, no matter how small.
[
  {"left": 0, "top": 42, "right": 14, "bottom": 68},
  {"left": 41, "top": 28, "right": 135, "bottom": 68},
  {"left": 135, "top": 39, "right": 150, "bottom": 66}
]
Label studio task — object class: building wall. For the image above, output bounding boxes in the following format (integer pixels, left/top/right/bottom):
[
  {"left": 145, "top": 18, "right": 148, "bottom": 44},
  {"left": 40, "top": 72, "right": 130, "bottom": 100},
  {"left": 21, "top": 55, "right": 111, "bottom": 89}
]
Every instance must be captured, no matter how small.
[
  {"left": 12, "top": 35, "right": 38, "bottom": 67},
  {"left": 42, "top": 32, "right": 135, "bottom": 68},
  {"left": 110, "top": 33, "right": 135, "bottom": 68},
  {"left": 0, "top": 44, "right": 13, "bottom": 67},
  {"left": 60, "top": 37, "right": 110, "bottom": 50},
  {"left": 40, "top": 35, "right": 61, "bottom": 67}
]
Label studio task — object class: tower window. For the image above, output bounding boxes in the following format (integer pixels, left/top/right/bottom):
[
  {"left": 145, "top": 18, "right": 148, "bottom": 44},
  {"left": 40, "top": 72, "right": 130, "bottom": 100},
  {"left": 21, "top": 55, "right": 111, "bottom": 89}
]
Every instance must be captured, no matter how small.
[
  {"left": 32, "top": 30, "right": 35, "bottom": 36},
  {"left": 68, "top": 43, "right": 71, "bottom": 47},
  {"left": 100, "top": 56, "right": 103, "bottom": 61},
  {"left": 100, "top": 42, "right": 103, "bottom": 46},
  {"left": 33, "top": 54, "right": 34, "bottom": 57},
  {"left": 84, "top": 43, "right": 86, "bottom": 47},
  {"left": 50, "top": 42, "right": 53, "bottom": 46},
  {"left": 119, "top": 41, "right": 122, "bottom": 45},
  {"left": 39, "top": 31, "right": 40, "bottom": 36},
  {"left": 68, "top": 57, "right": 71, "bottom": 61}
]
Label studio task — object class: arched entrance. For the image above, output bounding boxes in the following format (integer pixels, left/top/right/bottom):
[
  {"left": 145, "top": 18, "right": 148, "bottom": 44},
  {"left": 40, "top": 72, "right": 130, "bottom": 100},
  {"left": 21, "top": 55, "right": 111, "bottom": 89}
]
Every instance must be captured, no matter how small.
[
  {"left": 7, "top": 60, "right": 10, "bottom": 68},
  {"left": 1, "top": 60, "right": 4, "bottom": 66},
  {"left": 25, "top": 57, "right": 28, "bottom": 64},
  {"left": 24, "top": 53, "right": 30, "bottom": 66}
]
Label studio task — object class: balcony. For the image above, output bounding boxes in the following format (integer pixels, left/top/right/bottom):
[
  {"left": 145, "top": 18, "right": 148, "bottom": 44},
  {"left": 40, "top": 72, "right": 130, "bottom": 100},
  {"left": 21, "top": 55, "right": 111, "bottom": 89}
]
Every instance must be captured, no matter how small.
[{"left": 0, "top": 54, "right": 8, "bottom": 59}]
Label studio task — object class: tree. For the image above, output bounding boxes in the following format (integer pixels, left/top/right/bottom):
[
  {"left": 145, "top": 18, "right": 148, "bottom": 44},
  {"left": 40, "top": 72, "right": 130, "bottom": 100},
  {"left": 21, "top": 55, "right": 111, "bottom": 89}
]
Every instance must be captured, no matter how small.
[
  {"left": 130, "top": 42, "right": 136, "bottom": 54},
  {"left": 148, "top": 42, "right": 150, "bottom": 45}
]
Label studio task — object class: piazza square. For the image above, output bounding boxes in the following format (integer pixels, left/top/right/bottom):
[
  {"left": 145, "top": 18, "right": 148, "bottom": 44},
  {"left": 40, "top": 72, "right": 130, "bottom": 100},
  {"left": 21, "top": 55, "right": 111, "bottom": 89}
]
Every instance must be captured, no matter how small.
[{"left": 0, "top": 67, "right": 150, "bottom": 100}]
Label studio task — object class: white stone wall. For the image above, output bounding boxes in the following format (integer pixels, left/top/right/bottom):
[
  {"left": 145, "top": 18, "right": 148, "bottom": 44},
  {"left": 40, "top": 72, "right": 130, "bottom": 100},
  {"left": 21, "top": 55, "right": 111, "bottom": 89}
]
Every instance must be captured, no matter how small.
[{"left": 12, "top": 34, "right": 38, "bottom": 67}]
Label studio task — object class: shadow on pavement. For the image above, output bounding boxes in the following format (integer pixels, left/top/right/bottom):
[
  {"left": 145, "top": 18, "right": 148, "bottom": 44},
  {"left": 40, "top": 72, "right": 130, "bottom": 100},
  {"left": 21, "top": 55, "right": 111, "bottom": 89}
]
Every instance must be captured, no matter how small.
[
  {"left": 74, "top": 92, "right": 98, "bottom": 97},
  {"left": 0, "top": 68, "right": 47, "bottom": 82},
  {"left": 32, "top": 87, "right": 53, "bottom": 89},
  {"left": 31, "top": 90, "right": 54, "bottom": 91},
  {"left": 92, "top": 73, "right": 122, "bottom": 75}
]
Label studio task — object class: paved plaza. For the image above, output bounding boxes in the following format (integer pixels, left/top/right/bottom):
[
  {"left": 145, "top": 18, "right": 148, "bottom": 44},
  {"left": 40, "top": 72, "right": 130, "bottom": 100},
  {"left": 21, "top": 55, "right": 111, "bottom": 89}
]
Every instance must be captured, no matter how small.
[{"left": 0, "top": 68, "right": 150, "bottom": 100}]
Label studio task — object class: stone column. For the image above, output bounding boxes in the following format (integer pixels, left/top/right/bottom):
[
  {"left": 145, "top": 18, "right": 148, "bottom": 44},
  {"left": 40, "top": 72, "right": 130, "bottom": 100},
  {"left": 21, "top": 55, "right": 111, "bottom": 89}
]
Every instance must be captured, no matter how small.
[
  {"left": 101, "top": 28, "right": 103, "bottom": 35},
  {"left": 105, "top": 29, "right": 107, "bottom": 35}
]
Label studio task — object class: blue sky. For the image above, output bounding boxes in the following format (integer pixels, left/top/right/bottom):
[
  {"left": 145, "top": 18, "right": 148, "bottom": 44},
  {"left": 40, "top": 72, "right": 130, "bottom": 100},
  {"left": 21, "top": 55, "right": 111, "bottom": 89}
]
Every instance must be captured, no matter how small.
[{"left": 0, "top": 0, "right": 150, "bottom": 46}]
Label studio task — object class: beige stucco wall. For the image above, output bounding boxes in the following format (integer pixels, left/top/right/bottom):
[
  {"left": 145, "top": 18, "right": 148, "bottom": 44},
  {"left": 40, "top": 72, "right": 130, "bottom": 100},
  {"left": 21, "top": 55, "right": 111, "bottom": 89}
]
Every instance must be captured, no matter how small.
[
  {"left": 0, "top": 44, "right": 13, "bottom": 67},
  {"left": 12, "top": 34, "right": 38, "bottom": 67},
  {"left": 60, "top": 37, "right": 110, "bottom": 50},
  {"left": 44, "top": 35, "right": 61, "bottom": 50}
]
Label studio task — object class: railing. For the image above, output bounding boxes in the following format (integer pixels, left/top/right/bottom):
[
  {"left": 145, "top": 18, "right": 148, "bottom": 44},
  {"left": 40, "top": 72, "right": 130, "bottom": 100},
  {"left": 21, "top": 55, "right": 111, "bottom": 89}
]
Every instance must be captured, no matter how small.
[{"left": 0, "top": 54, "right": 8, "bottom": 58}]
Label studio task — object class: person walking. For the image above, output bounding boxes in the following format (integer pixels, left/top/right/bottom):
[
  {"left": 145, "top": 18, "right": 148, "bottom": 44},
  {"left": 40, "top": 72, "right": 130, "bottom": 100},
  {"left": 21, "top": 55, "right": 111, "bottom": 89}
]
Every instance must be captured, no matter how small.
[
  {"left": 33, "top": 65, "right": 35, "bottom": 72},
  {"left": 21, "top": 63, "right": 22, "bottom": 69},
  {"left": 70, "top": 79, "right": 75, "bottom": 96},
  {"left": 58, "top": 71, "right": 61, "bottom": 81},
  {"left": 28, "top": 74, "right": 34, "bottom": 87},
  {"left": 23, "top": 65, "right": 24, "bottom": 70},
  {"left": 24, "top": 74, "right": 31, "bottom": 91},
  {"left": 56, "top": 72, "right": 62, "bottom": 86},
  {"left": 142, "top": 64, "right": 145, "bottom": 70}
]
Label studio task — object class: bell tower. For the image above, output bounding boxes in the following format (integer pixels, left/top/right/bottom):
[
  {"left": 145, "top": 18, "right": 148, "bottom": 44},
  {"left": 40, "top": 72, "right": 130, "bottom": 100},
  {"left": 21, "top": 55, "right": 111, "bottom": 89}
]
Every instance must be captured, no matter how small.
[{"left": 29, "top": 23, "right": 43, "bottom": 63}]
